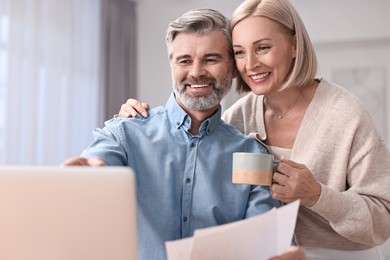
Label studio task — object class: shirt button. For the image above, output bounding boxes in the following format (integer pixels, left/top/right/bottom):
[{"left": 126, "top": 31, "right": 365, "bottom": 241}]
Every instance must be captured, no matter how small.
[
  {"left": 176, "top": 122, "right": 180, "bottom": 126},
  {"left": 183, "top": 216, "right": 188, "bottom": 222},
  {"left": 185, "top": 178, "right": 191, "bottom": 184},
  {"left": 190, "top": 143, "right": 195, "bottom": 148}
]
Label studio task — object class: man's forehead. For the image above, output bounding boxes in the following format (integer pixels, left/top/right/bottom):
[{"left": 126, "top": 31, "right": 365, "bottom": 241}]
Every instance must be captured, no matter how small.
[{"left": 168, "top": 31, "right": 229, "bottom": 59}]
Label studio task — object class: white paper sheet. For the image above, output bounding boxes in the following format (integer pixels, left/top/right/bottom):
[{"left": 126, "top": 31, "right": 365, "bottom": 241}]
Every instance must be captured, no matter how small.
[{"left": 165, "top": 200, "right": 299, "bottom": 260}]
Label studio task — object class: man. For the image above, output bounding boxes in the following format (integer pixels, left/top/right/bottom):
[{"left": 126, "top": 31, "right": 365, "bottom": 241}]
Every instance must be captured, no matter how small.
[{"left": 63, "top": 8, "right": 300, "bottom": 260}]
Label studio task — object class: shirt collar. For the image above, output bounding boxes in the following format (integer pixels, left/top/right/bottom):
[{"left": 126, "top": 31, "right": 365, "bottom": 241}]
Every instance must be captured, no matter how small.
[{"left": 165, "top": 93, "right": 222, "bottom": 136}]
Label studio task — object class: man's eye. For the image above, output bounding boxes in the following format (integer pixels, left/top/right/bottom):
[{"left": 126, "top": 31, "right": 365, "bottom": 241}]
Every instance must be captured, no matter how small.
[
  {"left": 205, "top": 59, "right": 218, "bottom": 64},
  {"left": 179, "top": 60, "right": 191, "bottom": 65}
]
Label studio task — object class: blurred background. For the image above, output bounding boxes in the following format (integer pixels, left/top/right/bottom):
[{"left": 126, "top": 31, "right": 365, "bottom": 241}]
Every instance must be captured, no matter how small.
[
  {"left": 0, "top": 0, "right": 389, "bottom": 255},
  {"left": 0, "top": 0, "right": 389, "bottom": 165}
]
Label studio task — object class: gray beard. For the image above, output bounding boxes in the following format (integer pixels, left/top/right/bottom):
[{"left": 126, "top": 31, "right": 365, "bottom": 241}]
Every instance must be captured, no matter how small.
[{"left": 173, "top": 76, "right": 232, "bottom": 111}]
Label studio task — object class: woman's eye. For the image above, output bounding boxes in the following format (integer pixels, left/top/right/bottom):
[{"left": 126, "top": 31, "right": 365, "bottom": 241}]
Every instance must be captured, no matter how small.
[
  {"left": 256, "top": 46, "right": 271, "bottom": 53},
  {"left": 234, "top": 50, "right": 245, "bottom": 58}
]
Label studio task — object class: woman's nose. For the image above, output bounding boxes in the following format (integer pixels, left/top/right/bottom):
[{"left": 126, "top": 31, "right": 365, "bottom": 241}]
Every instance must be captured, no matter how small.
[{"left": 246, "top": 52, "right": 260, "bottom": 71}]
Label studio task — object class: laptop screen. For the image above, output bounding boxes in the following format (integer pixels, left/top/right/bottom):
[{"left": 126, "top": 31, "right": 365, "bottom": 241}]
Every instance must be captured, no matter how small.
[{"left": 0, "top": 166, "right": 137, "bottom": 260}]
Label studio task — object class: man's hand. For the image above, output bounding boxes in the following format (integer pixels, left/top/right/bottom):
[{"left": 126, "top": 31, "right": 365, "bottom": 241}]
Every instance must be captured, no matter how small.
[
  {"left": 269, "top": 246, "right": 306, "bottom": 260},
  {"left": 61, "top": 157, "right": 105, "bottom": 167}
]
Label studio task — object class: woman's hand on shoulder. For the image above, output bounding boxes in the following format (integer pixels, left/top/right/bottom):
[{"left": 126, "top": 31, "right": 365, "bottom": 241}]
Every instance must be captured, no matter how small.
[{"left": 114, "top": 98, "right": 150, "bottom": 118}]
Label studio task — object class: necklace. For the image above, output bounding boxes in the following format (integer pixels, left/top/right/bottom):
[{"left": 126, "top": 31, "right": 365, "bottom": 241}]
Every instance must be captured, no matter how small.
[{"left": 264, "top": 93, "right": 300, "bottom": 119}]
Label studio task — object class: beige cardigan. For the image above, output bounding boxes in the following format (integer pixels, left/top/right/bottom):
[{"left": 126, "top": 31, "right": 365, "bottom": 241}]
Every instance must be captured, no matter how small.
[{"left": 222, "top": 79, "right": 390, "bottom": 250}]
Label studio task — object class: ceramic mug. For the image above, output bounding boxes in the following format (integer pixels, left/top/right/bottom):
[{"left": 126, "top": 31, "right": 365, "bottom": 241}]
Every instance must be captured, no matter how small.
[{"left": 232, "top": 152, "right": 279, "bottom": 186}]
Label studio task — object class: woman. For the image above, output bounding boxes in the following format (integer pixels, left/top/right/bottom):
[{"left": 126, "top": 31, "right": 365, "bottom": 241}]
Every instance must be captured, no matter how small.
[{"left": 117, "top": 0, "right": 390, "bottom": 258}]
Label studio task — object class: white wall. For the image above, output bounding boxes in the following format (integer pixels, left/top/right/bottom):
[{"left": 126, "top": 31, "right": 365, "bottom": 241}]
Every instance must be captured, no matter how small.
[
  {"left": 291, "top": 0, "right": 390, "bottom": 43},
  {"left": 135, "top": 0, "right": 390, "bottom": 142}
]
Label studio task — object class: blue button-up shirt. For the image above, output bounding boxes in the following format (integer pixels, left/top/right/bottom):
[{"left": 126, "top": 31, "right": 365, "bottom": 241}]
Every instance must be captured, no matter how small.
[{"left": 81, "top": 94, "right": 280, "bottom": 260}]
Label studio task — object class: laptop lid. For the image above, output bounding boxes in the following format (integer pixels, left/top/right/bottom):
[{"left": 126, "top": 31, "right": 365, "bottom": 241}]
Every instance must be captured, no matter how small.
[{"left": 0, "top": 166, "right": 137, "bottom": 260}]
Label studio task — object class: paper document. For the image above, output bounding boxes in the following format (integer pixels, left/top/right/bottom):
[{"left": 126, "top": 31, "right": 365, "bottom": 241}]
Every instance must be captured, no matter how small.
[{"left": 166, "top": 200, "right": 299, "bottom": 260}]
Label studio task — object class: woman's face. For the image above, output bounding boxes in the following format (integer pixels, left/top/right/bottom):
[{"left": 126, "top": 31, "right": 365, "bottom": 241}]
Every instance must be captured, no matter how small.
[{"left": 232, "top": 16, "right": 296, "bottom": 95}]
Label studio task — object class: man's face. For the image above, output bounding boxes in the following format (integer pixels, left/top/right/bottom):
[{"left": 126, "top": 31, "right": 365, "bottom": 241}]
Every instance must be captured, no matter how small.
[{"left": 168, "top": 30, "right": 233, "bottom": 111}]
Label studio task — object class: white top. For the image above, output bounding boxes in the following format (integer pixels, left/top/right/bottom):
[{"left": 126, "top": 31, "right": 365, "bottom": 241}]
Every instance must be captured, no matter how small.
[{"left": 268, "top": 146, "right": 291, "bottom": 161}]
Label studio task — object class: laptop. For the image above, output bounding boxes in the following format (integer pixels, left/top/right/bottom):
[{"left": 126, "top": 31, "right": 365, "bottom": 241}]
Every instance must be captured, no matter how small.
[{"left": 0, "top": 166, "right": 137, "bottom": 260}]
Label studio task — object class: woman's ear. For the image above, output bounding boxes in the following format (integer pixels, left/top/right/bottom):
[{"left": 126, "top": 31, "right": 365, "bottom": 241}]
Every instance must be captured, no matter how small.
[{"left": 291, "top": 35, "right": 297, "bottom": 58}]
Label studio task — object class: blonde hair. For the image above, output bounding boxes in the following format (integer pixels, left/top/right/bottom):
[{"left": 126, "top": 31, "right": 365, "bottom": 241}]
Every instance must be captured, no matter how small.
[{"left": 231, "top": 0, "right": 317, "bottom": 93}]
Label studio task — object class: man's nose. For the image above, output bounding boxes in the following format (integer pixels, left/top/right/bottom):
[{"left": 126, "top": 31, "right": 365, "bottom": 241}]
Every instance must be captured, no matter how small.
[{"left": 189, "top": 61, "right": 206, "bottom": 78}]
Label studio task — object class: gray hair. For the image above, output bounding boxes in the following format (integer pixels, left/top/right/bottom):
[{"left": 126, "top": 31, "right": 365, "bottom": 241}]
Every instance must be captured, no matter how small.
[{"left": 166, "top": 8, "right": 233, "bottom": 62}]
